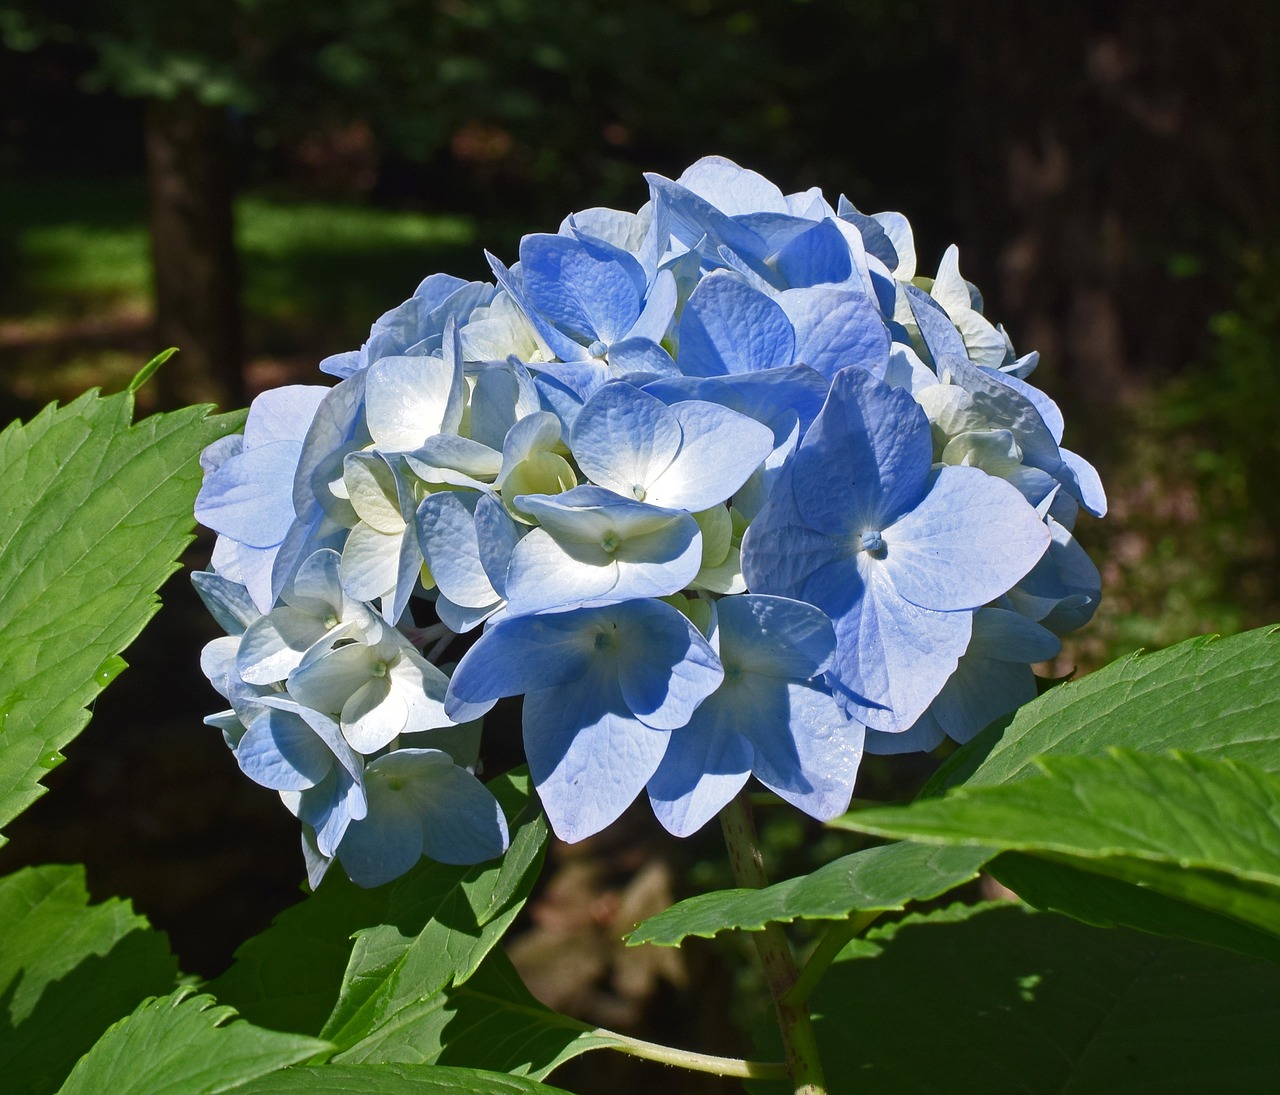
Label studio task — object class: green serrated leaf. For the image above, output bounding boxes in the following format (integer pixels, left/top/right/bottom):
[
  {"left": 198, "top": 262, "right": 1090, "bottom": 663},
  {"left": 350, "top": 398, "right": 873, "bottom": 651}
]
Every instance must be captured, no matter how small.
[
  {"left": 990, "top": 852, "right": 1280, "bottom": 965},
  {"left": 317, "top": 770, "right": 548, "bottom": 1052},
  {"left": 0, "top": 865, "right": 179, "bottom": 1095},
  {"left": 787, "top": 903, "right": 1280, "bottom": 1094},
  {"left": 334, "top": 949, "right": 614, "bottom": 1077},
  {"left": 236, "top": 1062, "right": 574, "bottom": 1093},
  {"left": 628, "top": 842, "right": 992, "bottom": 947},
  {"left": 206, "top": 868, "right": 392, "bottom": 1037},
  {"left": 836, "top": 750, "right": 1280, "bottom": 937},
  {"left": 0, "top": 387, "right": 242, "bottom": 841},
  {"left": 927, "top": 625, "right": 1280, "bottom": 796},
  {"left": 56, "top": 987, "right": 331, "bottom": 1095}
]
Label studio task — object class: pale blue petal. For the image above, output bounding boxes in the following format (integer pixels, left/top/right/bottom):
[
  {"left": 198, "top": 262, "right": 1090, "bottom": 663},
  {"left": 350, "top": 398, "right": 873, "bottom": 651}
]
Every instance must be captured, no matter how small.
[
  {"left": 745, "top": 679, "right": 861, "bottom": 821},
  {"left": 342, "top": 676, "right": 405, "bottom": 752},
  {"left": 772, "top": 219, "right": 853, "bottom": 288},
  {"left": 881, "top": 466, "right": 1051, "bottom": 611},
  {"left": 740, "top": 470, "right": 846, "bottom": 597},
  {"left": 474, "top": 492, "right": 521, "bottom": 596},
  {"left": 612, "top": 600, "right": 723, "bottom": 730},
  {"left": 778, "top": 288, "right": 891, "bottom": 380},
  {"left": 647, "top": 714, "right": 752, "bottom": 837},
  {"left": 626, "top": 266, "right": 678, "bottom": 343},
  {"left": 904, "top": 284, "right": 968, "bottom": 365},
  {"left": 238, "top": 606, "right": 329, "bottom": 685},
  {"left": 336, "top": 765, "right": 426, "bottom": 887},
  {"left": 236, "top": 707, "right": 333, "bottom": 791},
  {"left": 446, "top": 608, "right": 599, "bottom": 712},
  {"left": 929, "top": 656, "right": 1037, "bottom": 745},
  {"left": 469, "top": 360, "right": 541, "bottom": 451},
  {"left": 521, "top": 233, "right": 647, "bottom": 345},
  {"left": 967, "top": 607, "right": 1061, "bottom": 663},
  {"left": 196, "top": 440, "right": 302, "bottom": 548},
  {"left": 647, "top": 400, "right": 775, "bottom": 511},
  {"left": 191, "top": 571, "right": 259, "bottom": 636},
  {"left": 938, "top": 355, "right": 1061, "bottom": 471},
  {"left": 414, "top": 759, "right": 509, "bottom": 865},
  {"left": 418, "top": 491, "right": 499, "bottom": 609},
  {"left": 790, "top": 366, "right": 932, "bottom": 532},
  {"left": 863, "top": 713, "right": 946, "bottom": 755},
  {"left": 570, "top": 383, "right": 682, "bottom": 498},
  {"left": 605, "top": 337, "right": 680, "bottom": 379},
  {"left": 675, "top": 156, "right": 788, "bottom": 215},
  {"left": 813, "top": 559, "right": 973, "bottom": 733},
  {"left": 716, "top": 595, "right": 835, "bottom": 680},
  {"left": 677, "top": 272, "right": 795, "bottom": 377},
  {"left": 1058, "top": 447, "right": 1108, "bottom": 518},
  {"left": 435, "top": 592, "right": 501, "bottom": 633},
  {"left": 242, "top": 385, "right": 329, "bottom": 450},
  {"left": 366, "top": 352, "right": 463, "bottom": 451},
  {"left": 523, "top": 671, "right": 669, "bottom": 842}
]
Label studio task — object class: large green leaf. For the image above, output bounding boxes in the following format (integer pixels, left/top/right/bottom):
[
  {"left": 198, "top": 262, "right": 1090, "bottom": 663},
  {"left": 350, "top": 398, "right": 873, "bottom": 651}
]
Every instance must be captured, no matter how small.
[
  {"left": 835, "top": 751, "right": 1280, "bottom": 937},
  {"left": 784, "top": 903, "right": 1280, "bottom": 1095},
  {"left": 928, "top": 625, "right": 1280, "bottom": 795},
  {"left": 0, "top": 864, "right": 179, "bottom": 1094},
  {"left": 990, "top": 852, "right": 1280, "bottom": 965},
  {"left": 333, "top": 949, "right": 613, "bottom": 1077},
  {"left": 56, "top": 988, "right": 330, "bottom": 1095},
  {"left": 0, "top": 383, "right": 241, "bottom": 840},
  {"left": 628, "top": 842, "right": 992, "bottom": 947},
  {"left": 236, "top": 1062, "right": 573, "bottom": 1093},
  {"left": 319, "top": 770, "right": 548, "bottom": 1052},
  {"left": 207, "top": 869, "right": 393, "bottom": 1037},
  {"left": 211, "top": 771, "right": 544, "bottom": 1042}
]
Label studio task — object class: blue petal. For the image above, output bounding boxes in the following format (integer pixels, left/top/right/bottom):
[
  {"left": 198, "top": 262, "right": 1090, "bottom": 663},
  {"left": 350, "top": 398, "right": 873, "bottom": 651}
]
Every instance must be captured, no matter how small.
[
  {"left": 196, "top": 440, "right": 302, "bottom": 548},
  {"left": 904, "top": 284, "right": 968, "bottom": 365},
  {"left": 612, "top": 599, "right": 723, "bottom": 730},
  {"left": 646, "top": 713, "right": 752, "bottom": 836},
  {"left": 523, "top": 670, "right": 670, "bottom": 842},
  {"left": 520, "top": 233, "right": 647, "bottom": 346},
  {"left": 778, "top": 288, "right": 892, "bottom": 380},
  {"left": 236, "top": 707, "right": 333, "bottom": 791},
  {"left": 810, "top": 557, "right": 973, "bottom": 733},
  {"left": 677, "top": 272, "right": 795, "bottom": 376},
  {"left": 789, "top": 366, "right": 932, "bottom": 532},
  {"left": 570, "top": 382, "right": 682, "bottom": 498},
  {"left": 716, "top": 594, "right": 835, "bottom": 680},
  {"left": 772, "top": 219, "right": 853, "bottom": 288},
  {"left": 881, "top": 466, "right": 1051, "bottom": 611},
  {"left": 742, "top": 679, "right": 861, "bottom": 820},
  {"left": 446, "top": 608, "right": 600, "bottom": 713}
]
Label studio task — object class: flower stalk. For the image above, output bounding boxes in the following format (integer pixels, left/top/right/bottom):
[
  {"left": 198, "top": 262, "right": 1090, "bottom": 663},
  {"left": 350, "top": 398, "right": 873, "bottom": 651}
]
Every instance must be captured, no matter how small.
[{"left": 721, "top": 790, "right": 828, "bottom": 1095}]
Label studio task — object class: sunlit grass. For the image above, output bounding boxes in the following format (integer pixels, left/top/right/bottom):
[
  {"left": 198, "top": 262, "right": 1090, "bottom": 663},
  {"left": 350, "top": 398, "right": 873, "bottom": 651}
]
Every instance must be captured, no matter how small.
[{"left": 0, "top": 178, "right": 477, "bottom": 333}]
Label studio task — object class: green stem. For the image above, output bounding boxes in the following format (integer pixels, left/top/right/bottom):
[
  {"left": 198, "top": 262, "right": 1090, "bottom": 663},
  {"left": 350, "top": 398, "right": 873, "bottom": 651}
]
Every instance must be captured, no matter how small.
[
  {"left": 591, "top": 1029, "right": 788, "bottom": 1080},
  {"left": 720, "top": 790, "right": 828, "bottom": 1095},
  {"left": 784, "top": 910, "right": 881, "bottom": 1008}
]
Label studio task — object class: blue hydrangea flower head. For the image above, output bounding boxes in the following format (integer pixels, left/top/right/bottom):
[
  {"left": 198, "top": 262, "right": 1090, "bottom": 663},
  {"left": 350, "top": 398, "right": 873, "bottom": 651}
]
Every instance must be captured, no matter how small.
[{"left": 193, "top": 154, "right": 1104, "bottom": 886}]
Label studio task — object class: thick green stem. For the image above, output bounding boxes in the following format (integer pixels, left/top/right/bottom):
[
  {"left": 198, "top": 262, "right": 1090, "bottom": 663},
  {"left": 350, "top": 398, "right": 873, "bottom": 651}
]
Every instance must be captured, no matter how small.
[
  {"left": 784, "top": 910, "right": 881, "bottom": 1009},
  {"left": 720, "top": 791, "right": 828, "bottom": 1095}
]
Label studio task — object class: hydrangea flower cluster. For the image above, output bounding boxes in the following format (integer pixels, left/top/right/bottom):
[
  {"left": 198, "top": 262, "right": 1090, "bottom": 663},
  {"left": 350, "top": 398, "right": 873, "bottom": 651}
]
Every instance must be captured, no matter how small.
[{"left": 194, "top": 156, "right": 1104, "bottom": 887}]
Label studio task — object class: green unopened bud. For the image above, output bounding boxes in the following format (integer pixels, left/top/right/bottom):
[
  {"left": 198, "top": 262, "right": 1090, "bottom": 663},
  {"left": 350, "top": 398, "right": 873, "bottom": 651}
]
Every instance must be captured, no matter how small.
[{"left": 693, "top": 504, "right": 733, "bottom": 568}]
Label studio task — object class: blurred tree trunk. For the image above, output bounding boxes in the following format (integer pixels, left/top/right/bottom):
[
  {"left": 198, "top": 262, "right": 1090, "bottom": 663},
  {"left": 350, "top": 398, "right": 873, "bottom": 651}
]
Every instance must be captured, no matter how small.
[{"left": 144, "top": 92, "right": 245, "bottom": 410}]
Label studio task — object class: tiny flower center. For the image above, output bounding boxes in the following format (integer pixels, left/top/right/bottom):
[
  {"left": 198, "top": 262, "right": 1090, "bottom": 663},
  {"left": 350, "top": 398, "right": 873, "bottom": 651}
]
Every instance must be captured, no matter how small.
[
  {"left": 588, "top": 339, "right": 608, "bottom": 359},
  {"left": 323, "top": 613, "right": 339, "bottom": 630},
  {"left": 860, "top": 529, "right": 887, "bottom": 557},
  {"left": 631, "top": 483, "right": 647, "bottom": 501},
  {"left": 601, "top": 530, "right": 620, "bottom": 554},
  {"left": 594, "top": 626, "right": 617, "bottom": 652},
  {"left": 370, "top": 660, "right": 389, "bottom": 678}
]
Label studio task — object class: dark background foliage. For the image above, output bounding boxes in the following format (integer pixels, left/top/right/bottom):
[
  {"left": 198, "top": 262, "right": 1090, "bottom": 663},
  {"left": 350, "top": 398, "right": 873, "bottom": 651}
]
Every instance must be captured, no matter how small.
[{"left": 1, "top": 3, "right": 1277, "bottom": 1090}]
